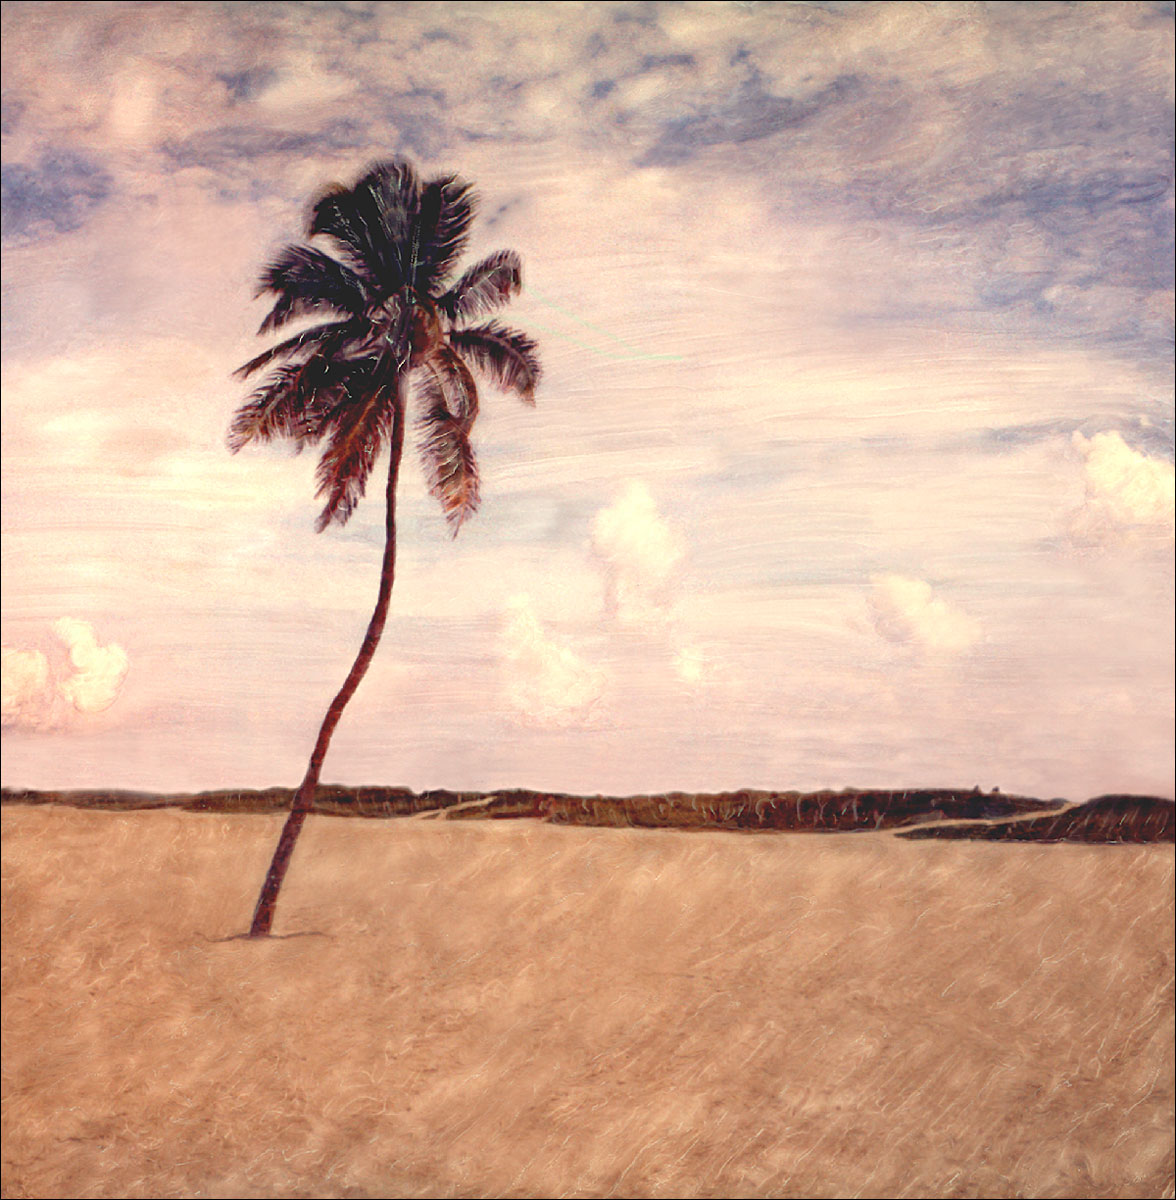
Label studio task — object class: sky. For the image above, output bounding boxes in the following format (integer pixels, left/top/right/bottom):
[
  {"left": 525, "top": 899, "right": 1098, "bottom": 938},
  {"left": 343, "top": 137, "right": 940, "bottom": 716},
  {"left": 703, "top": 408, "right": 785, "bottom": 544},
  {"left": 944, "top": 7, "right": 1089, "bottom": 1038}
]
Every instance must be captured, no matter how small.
[{"left": 2, "top": 0, "right": 1173, "bottom": 800}]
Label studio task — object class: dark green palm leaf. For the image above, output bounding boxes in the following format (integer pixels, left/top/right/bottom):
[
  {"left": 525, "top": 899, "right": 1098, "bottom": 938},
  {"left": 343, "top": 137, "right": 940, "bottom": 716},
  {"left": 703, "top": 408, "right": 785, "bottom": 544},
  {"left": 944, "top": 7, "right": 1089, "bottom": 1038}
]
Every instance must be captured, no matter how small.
[{"left": 450, "top": 321, "right": 541, "bottom": 402}]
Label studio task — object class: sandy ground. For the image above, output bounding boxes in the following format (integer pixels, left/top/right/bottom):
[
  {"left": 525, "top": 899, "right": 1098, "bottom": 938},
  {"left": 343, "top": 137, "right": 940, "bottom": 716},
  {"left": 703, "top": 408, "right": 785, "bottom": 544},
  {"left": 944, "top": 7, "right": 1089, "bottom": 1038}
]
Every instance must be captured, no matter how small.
[{"left": 2, "top": 806, "right": 1173, "bottom": 1199}]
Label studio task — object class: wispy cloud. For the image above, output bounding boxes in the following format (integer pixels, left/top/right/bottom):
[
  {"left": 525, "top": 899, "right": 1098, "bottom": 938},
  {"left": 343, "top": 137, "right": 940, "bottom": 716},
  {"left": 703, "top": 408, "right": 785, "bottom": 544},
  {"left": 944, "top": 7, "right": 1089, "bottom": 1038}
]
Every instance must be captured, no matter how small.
[
  {"left": 592, "top": 481, "right": 684, "bottom": 628},
  {"left": 637, "top": 73, "right": 859, "bottom": 167},
  {"left": 500, "top": 595, "right": 607, "bottom": 728},
  {"left": 161, "top": 121, "right": 370, "bottom": 170}
]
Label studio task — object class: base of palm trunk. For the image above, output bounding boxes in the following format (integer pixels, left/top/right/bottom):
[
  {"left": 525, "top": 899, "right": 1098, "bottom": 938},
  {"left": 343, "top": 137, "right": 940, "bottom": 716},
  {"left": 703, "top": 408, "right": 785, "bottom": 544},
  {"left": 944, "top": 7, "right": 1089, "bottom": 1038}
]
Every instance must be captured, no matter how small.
[{"left": 248, "top": 806, "right": 311, "bottom": 937}]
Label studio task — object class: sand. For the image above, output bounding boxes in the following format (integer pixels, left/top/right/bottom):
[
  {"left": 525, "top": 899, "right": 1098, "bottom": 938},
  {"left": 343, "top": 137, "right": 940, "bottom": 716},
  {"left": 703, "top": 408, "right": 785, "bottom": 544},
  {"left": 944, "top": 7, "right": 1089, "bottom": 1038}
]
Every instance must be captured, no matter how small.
[{"left": 2, "top": 805, "right": 1173, "bottom": 1199}]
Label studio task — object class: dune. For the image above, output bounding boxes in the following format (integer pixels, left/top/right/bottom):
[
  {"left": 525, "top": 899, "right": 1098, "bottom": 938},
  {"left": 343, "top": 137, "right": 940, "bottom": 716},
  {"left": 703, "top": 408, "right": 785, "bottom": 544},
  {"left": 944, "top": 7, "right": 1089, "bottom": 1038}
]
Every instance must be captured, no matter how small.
[{"left": 2, "top": 805, "right": 1173, "bottom": 1199}]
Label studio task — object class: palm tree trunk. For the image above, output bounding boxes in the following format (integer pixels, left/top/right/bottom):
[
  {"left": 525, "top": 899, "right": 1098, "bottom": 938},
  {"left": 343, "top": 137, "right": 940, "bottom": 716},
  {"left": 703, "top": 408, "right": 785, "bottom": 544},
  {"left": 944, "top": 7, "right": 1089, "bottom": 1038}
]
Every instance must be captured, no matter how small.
[{"left": 248, "top": 395, "right": 407, "bottom": 938}]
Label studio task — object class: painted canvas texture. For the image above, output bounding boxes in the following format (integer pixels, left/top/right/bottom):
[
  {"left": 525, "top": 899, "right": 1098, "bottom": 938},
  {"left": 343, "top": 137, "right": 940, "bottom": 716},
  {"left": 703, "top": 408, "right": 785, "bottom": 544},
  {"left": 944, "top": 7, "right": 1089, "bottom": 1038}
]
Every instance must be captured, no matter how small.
[{"left": 2, "top": 3, "right": 1173, "bottom": 1198}]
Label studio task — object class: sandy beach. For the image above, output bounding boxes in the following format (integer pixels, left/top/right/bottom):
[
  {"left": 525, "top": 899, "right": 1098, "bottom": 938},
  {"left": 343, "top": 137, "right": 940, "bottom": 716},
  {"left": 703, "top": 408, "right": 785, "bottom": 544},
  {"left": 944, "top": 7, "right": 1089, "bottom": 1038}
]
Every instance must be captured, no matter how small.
[{"left": 3, "top": 805, "right": 1173, "bottom": 1199}]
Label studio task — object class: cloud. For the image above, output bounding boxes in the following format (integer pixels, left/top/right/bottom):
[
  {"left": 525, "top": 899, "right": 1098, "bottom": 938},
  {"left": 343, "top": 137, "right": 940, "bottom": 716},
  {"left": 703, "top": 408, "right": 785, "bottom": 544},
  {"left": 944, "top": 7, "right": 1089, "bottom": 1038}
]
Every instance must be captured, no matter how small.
[
  {"left": 3, "top": 1, "right": 1169, "bottom": 363},
  {"left": 1, "top": 647, "right": 52, "bottom": 729},
  {"left": 587, "top": 483, "right": 714, "bottom": 689},
  {"left": 218, "top": 68, "right": 276, "bottom": 104},
  {"left": 600, "top": 3, "right": 1172, "bottom": 357},
  {"left": 638, "top": 74, "right": 859, "bottom": 167},
  {"left": 491, "top": 488, "right": 703, "bottom": 722},
  {"left": 1, "top": 620, "right": 128, "bottom": 730},
  {"left": 53, "top": 618, "right": 129, "bottom": 714},
  {"left": 500, "top": 595, "right": 606, "bottom": 728},
  {"left": 1071, "top": 431, "right": 1175, "bottom": 541},
  {"left": 0, "top": 149, "right": 112, "bottom": 243},
  {"left": 161, "top": 120, "right": 368, "bottom": 170},
  {"left": 869, "top": 575, "right": 982, "bottom": 655},
  {"left": 592, "top": 482, "right": 685, "bottom": 627}
]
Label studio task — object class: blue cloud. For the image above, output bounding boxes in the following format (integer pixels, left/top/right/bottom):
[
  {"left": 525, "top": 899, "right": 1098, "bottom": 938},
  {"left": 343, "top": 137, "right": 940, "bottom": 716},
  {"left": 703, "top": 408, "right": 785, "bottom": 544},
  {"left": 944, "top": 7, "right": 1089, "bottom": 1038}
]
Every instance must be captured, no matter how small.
[
  {"left": 980, "top": 420, "right": 1085, "bottom": 450},
  {"left": 637, "top": 75, "right": 860, "bottom": 166},
  {"left": 384, "top": 87, "right": 452, "bottom": 158},
  {"left": 638, "top": 52, "right": 696, "bottom": 72},
  {"left": 609, "top": 3, "right": 661, "bottom": 31},
  {"left": 1, "top": 93, "right": 24, "bottom": 136},
  {"left": 161, "top": 121, "right": 369, "bottom": 169},
  {"left": 217, "top": 68, "right": 275, "bottom": 103},
  {"left": 1, "top": 150, "right": 112, "bottom": 243}
]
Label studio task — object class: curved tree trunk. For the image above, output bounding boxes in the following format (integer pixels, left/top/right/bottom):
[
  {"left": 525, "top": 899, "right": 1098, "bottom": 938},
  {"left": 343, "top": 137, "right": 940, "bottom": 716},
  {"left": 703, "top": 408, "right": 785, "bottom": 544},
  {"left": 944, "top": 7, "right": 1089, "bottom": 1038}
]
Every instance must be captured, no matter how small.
[{"left": 248, "top": 395, "right": 407, "bottom": 938}]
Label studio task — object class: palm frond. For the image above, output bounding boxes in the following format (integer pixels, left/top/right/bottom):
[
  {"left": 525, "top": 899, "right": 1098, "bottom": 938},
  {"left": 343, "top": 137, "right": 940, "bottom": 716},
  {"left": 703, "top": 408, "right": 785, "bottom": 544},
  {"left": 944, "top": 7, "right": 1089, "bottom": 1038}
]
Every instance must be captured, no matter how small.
[
  {"left": 228, "top": 357, "right": 348, "bottom": 452},
  {"left": 310, "top": 161, "right": 420, "bottom": 292},
  {"left": 450, "top": 321, "right": 541, "bottom": 403},
  {"left": 313, "top": 385, "right": 396, "bottom": 531},
  {"left": 413, "top": 175, "right": 476, "bottom": 295},
  {"left": 417, "top": 402, "right": 479, "bottom": 532},
  {"left": 417, "top": 346, "right": 480, "bottom": 429},
  {"left": 256, "top": 245, "right": 371, "bottom": 334},
  {"left": 233, "top": 318, "right": 366, "bottom": 380},
  {"left": 439, "top": 251, "right": 521, "bottom": 321}
]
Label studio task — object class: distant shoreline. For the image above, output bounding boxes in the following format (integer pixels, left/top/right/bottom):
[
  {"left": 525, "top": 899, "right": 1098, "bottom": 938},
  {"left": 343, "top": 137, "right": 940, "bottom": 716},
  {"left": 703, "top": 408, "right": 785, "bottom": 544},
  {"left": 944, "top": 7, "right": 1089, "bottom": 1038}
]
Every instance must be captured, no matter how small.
[{"left": 3, "top": 786, "right": 1172, "bottom": 843}]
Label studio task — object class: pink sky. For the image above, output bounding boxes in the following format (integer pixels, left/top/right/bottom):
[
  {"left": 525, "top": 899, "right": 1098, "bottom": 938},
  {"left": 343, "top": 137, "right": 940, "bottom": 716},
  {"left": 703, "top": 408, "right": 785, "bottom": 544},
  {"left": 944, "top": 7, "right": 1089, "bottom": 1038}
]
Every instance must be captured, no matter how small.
[{"left": 2, "top": 2, "right": 1173, "bottom": 799}]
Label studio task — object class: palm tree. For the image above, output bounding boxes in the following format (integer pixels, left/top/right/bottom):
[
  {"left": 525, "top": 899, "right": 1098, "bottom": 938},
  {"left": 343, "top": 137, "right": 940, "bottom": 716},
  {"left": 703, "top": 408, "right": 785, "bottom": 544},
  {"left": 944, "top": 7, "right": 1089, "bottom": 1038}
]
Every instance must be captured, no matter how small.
[{"left": 229, "top": 158, "right": 540, "bottom": 937}]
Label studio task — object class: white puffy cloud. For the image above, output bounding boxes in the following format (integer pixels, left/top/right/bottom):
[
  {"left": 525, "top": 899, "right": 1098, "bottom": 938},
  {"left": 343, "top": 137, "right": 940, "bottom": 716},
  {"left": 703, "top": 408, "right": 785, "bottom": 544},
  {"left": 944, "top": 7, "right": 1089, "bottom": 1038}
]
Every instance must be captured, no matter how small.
[
  {"left": 0, "top": 619, "right": 128, "bottom": 730},
  {"left": 1, "top": 647, "right": 53, "bottom": 729},
  {"left": 53, "top": 618, "right": 129, "bottom": 714},
  {"left": 869, "top": 575, "right": 982, "bottom": 655},
  {"left": 591, "top": 482, "right": 685, "bottom": 627},
  {"left": 586, "top": 484, "right": 714, "bottom": 690},
  {"left": 491, "top": 487, "right": 703, "bottom": 724},
  {"left": 500, "top": 595, "right": 606, "bottom": 728},
  {"left": 1071, "top": 431, "right": 1175, "bottom": 541}
]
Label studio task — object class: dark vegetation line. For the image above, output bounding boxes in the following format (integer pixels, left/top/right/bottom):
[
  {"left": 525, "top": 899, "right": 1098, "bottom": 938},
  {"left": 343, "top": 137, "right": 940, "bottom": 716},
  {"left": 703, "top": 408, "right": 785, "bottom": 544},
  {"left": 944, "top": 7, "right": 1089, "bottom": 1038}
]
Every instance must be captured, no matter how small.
[{"left": 3, "top": 786, "right": 1172, "bottom": 842}]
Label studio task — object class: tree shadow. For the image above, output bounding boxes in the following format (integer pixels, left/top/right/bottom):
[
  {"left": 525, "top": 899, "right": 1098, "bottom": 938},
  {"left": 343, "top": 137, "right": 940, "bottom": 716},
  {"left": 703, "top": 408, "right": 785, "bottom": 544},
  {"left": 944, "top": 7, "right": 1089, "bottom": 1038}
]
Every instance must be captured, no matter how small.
[{"left": 205, "top": 930, "right": 333, "bottom": 944}]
